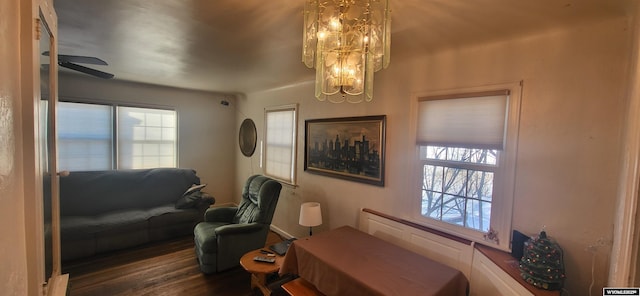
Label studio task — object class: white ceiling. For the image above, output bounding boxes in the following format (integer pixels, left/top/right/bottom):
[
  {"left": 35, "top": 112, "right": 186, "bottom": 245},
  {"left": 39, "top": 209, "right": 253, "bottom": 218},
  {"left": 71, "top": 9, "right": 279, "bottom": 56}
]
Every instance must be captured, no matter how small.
[{"left": 53, "top": 0, "right": 635, "bottom": 95}]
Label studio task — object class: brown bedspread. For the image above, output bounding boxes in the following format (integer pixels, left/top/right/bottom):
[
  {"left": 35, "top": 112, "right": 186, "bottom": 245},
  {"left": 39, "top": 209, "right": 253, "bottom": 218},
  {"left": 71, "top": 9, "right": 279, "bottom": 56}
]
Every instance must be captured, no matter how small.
[{"left": 279, "top": 226, "right": 468, "bottom": 296}]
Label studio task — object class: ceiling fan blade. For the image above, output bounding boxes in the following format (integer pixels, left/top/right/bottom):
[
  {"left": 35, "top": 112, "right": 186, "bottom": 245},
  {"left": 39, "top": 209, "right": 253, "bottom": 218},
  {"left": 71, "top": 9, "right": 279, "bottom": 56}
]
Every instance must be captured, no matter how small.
[
  {"left": 59, "top": 54, "right": 109, "bottom": 66},
  {"left": 43, "top": 51, "right": 109, "bottom": 66},
  {"left": 59, "top": 61, "right": 114, "bottom": 79}
]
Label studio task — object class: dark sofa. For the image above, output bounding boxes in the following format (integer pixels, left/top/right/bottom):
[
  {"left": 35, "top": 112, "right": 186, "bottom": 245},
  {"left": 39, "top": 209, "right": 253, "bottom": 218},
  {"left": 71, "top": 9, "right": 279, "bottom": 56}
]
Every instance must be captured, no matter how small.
[{"left": 59, "top": 168, "right": 214, "bottom": 262}]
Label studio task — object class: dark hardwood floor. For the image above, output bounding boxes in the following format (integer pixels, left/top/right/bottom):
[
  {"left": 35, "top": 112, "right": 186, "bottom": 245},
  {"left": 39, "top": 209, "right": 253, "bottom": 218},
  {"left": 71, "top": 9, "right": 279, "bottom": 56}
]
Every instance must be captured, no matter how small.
[{"left": 63, "top": 232, "right": 285, "bottom": 296}]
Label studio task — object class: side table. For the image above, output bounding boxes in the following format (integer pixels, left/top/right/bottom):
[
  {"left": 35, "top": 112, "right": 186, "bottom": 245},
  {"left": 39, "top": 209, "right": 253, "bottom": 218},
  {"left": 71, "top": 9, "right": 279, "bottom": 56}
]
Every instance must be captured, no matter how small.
[{"left": 240, "top": 249, "right": 284, "bottom": 296}]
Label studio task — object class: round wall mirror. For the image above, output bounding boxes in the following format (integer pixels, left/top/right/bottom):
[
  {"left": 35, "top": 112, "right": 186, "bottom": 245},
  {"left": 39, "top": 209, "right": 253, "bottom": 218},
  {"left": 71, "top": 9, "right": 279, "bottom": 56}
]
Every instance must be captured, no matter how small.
[{"left": 239, "top": 118, "right": 257, "bottom": 157}]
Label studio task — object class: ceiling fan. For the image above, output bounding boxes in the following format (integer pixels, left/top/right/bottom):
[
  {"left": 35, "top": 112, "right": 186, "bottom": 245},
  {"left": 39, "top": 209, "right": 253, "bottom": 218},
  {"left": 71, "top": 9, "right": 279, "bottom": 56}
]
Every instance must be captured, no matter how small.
[{"left": 42, "top": 51, "right": 115, "bottom": 79}]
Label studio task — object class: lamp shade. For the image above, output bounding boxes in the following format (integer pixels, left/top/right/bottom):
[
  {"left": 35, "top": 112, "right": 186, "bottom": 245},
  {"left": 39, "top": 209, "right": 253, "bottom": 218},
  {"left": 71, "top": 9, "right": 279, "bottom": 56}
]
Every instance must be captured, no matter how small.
[{"left": 299, "top": 202, "right": 323, "bottom": 227}]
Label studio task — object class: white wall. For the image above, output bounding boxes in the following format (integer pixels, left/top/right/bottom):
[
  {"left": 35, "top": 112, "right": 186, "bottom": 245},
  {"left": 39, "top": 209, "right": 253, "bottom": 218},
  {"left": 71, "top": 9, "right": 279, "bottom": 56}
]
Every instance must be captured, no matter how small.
[
  {"left": 57, "top": 74, "right": 238, "bottom": 204},
  {"left": 0, "top": 0, "right": 28, "bottom": 294},
  {"left": 237, "top": 17, "right": 631, "bottom": 294}
]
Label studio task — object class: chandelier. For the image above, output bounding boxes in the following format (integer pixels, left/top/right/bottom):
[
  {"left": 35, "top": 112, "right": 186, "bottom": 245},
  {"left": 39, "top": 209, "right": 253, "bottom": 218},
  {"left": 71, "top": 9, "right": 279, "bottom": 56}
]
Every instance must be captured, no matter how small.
[{"left": 303, "top": 0, "right": 391, "bottom": 103}]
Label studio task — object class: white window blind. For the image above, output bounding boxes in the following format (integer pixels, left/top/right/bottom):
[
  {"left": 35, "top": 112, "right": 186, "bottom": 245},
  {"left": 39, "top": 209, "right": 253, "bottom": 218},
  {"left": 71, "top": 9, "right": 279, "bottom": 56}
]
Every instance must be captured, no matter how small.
[
  {"left": 417, "top": 90, "right": 509, "bottom": 150},
  {"left": 57, "top": 102, "right": 113, "bottom": 171},
  {"left": 265, "top": 105, "right": 297, "bottom": 184},
  {"left": 118, "top": 106, "right": 177, "bottom": 169},
  {"left": 56, "top": 102, "right": 177, "bottom": 171}
]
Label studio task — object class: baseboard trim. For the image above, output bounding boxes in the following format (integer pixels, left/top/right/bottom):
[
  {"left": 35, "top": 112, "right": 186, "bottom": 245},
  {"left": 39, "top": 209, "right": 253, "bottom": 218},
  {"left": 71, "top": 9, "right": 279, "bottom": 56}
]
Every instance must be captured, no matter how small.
[
  {"left": 210, "top": 202, "right": 237, "bottom": 208},
  {"left": 270, "top": 224, "right": 294, "bottom": 240}
]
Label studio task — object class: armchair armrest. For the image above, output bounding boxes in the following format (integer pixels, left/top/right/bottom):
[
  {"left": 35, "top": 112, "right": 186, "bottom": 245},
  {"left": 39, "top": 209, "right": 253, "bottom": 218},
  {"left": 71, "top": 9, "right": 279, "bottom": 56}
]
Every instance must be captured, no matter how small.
[
  {"left": 204, "top": 206, "right": 237, "bottom": 222},
  {"left": 214, "top": 222, "right": 264, "bottom": 236},
  {"left": 214, "top": 222, "right": 271, "bottom": 268}
]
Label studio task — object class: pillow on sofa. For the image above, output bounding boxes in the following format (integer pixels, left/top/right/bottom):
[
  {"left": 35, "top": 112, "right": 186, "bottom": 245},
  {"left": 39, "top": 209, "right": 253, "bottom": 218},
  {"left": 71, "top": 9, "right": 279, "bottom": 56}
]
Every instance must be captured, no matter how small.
[
  {"left": 183, "top": 183, "right": 207, "bottom": 196},
  {"left": 176, "top": 184, "right": 213, "bottom": 209}
]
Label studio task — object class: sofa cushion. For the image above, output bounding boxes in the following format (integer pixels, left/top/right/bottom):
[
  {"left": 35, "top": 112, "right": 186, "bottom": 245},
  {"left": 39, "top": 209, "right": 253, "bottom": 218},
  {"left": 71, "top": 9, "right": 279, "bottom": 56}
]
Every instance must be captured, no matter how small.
[
  {"left": 61, "top": 238, "right": 96, "bottom": 262},
  {"left": 148, "top": 205, "right": 202, "bottom": 241},
  {"left": 96, "top": 221, "right": 149, "bottom": 253},
  {"left": 61, "top": 209, "right": 150, "bottom": 236},
  {"left": 148, "top": 204, "right": 201, "bottom": 225},
  {"left": 60, "top": 216, "right": 99, "bottom": 238}
]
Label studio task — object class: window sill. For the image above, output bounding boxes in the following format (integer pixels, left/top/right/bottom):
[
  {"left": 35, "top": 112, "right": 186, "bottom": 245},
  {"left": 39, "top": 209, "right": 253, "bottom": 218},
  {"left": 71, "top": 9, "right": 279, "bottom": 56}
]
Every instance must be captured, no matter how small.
[{"left": 474, "top": 244, "right": 561, "bottom": 296}]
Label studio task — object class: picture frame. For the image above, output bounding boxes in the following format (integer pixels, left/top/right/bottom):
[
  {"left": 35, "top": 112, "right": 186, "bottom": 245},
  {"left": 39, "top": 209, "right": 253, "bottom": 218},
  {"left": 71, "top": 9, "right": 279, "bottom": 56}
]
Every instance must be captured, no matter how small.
[{"left": 304, "top": 115, "right": 386, "bottom": 186}]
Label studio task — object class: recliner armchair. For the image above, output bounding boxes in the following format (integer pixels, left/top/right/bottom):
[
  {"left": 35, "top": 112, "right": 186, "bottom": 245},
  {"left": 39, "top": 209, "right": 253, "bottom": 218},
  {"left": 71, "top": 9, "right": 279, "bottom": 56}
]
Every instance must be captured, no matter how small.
[{"left": 193, "top": 175, "right": 282, "bottom": 273}]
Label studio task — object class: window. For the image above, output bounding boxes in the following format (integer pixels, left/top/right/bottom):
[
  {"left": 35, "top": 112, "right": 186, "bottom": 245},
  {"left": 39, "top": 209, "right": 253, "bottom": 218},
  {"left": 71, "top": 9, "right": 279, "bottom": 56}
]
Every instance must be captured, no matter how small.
[
  {"left": 264, "top": 104, "right": 297, "bottom": 184},
  {"left": 58, "top": 102, "right": 113, "bottom": 171},
  {"left": 419, "top": 146, "right": 497, "bottom": 232},
  {"left": 415, "top": 85, "right": 521, "bottom": 249},
  {"left": 57, "top": 101, "right": 177, "bottom": 171},
  {"left": 118, "top": 106, "right": 177, "bottom": 169}
]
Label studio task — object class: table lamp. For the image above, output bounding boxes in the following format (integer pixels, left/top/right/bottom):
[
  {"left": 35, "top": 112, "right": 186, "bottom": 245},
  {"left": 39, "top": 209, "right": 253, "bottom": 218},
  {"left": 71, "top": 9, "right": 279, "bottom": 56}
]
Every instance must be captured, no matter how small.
[{"left": 299, "top": 202, "right": 322, "bottom": 236}]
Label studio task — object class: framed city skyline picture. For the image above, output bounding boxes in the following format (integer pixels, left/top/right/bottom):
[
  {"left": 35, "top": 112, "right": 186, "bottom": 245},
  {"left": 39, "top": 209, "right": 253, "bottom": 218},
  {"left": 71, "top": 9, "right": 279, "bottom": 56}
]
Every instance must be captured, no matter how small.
[{"left": 304, "top": 115, "right": 386, "bottom": 186}]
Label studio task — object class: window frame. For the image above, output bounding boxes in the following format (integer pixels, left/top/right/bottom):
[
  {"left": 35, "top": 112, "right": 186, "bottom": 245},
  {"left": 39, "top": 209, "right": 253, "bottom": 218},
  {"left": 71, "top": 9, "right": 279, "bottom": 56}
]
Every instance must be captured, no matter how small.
[
  {"left": 263, "top": 104, "right": 298, "bottom": 185},
  {"left": 411, "top": 82, "right": 522, "bottom": 251},
  {"left": 419, "top": 146, "right": 499, "bottom": 232},
  {"left": 56, "top": 99, "right": 178, "bottom": 171},
  {"left": 116, "top": 105, "right": 178, "bottom": 169}
]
